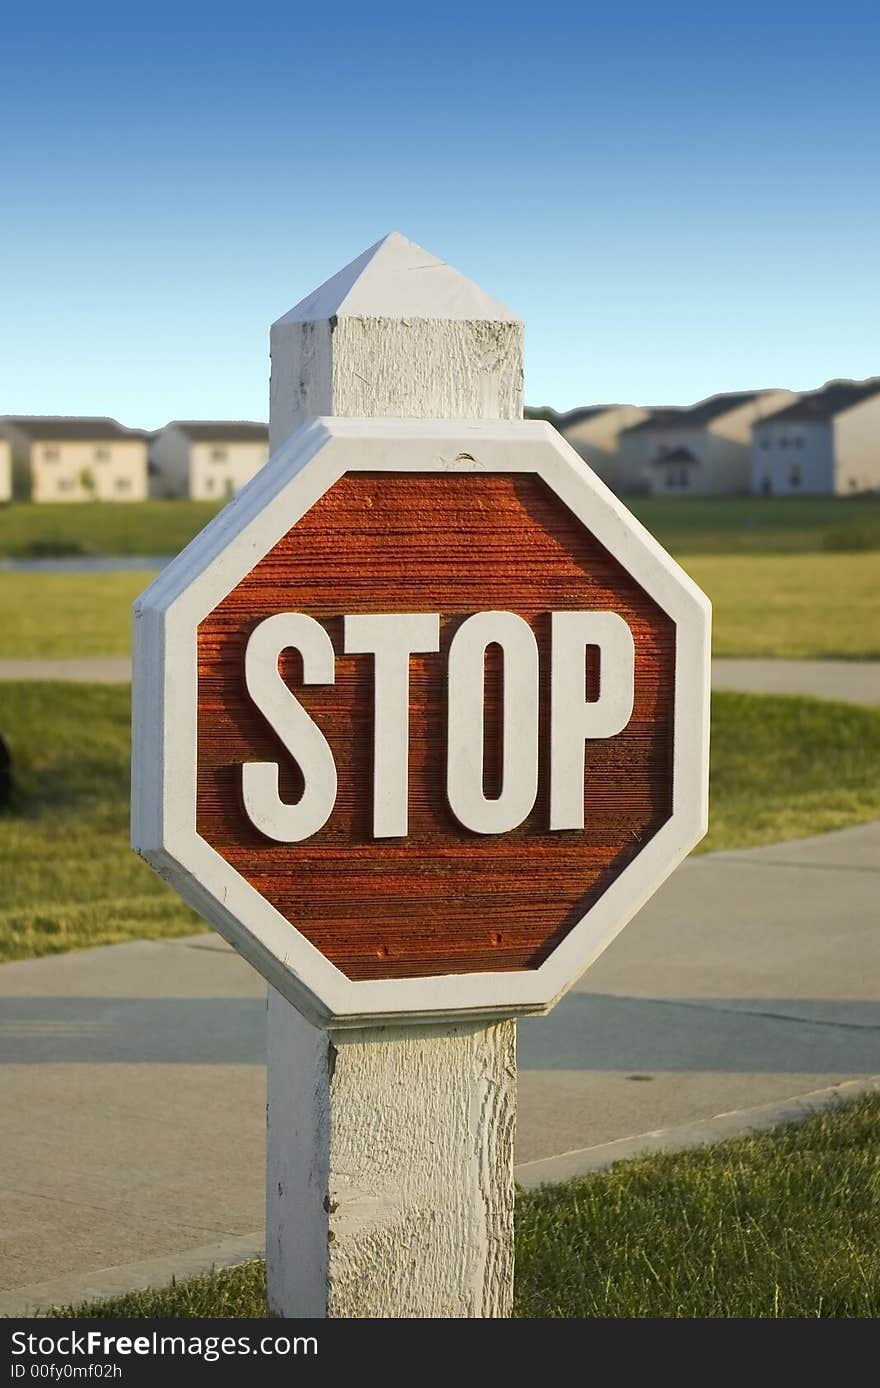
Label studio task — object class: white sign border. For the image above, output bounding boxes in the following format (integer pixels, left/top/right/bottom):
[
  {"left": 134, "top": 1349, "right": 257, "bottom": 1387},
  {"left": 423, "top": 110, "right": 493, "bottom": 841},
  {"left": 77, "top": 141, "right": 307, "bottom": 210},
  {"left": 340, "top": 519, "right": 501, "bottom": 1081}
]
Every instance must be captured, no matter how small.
[{"left": 132, "top": 418, "right": 711, "bottom": 1028}]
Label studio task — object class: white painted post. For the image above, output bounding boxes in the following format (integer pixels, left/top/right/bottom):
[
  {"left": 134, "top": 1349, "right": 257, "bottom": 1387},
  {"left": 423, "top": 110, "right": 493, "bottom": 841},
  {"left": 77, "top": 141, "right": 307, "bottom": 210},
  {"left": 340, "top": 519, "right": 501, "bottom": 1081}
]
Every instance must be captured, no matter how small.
[{"left": 266, "top": 232, "right": 523, "bottom": 1318}]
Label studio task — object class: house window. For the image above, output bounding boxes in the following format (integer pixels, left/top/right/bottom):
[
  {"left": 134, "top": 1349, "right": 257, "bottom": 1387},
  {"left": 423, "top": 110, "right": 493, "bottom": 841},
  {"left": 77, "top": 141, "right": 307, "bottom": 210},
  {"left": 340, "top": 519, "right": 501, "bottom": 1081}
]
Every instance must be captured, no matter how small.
[
  {"left": 44, "top": 446, "right": 60, "bottom": 462},
  {"left": 204, "top": 476, "right": 215, "bottom": 492},
  {"left": 665, "top": 469, "right": 675, "bottom": 489},
  {"left": 779, "top": 437, "right": 788, "bottom": 449},
  {"left": 793, "top": 436, "right": 804, "bottom": 449},
  {"left": 95, "top": 446, "right": 111, "bottom": 462},
  {"left": 115, "top": 476, "right": 131, "bottom": 492},
  {"left": 57, "top": 477, "right": 74, "bottom": 493},
  {"left": 789, "top": 465, "right": 801, "bottom": 488},
  {"left": 211, "top": 447, "right": 228, "bottom": 462}
]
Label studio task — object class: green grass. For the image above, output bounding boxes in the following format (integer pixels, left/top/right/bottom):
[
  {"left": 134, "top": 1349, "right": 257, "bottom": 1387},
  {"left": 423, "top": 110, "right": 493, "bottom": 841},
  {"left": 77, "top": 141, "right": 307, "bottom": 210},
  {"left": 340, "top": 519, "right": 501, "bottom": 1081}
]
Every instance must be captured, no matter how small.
[
  {"left": 0, "top": 500, "right": 220, "bottom": 558},
  {"left": 53, "top": 1094, "right": 880, "bottom": 1318},
  {"left": 53, "top": 1261, "right": 268, "bottom": 1320},
  {"left": 0, "top": 571, "right": 152, "bottom": 658},
  {"left": 0, "top": 683, "right": 200, "bottom": 962},
  {"left": 686, "top": 552, "right": 880, "bottom": 660},
  {"left": 2, "top": 551, "right": 879, "bottom": 660},
  {"left": 1, "top": 682, "right": 879, "bottom": 963},
  {"left": 2, "top": 495, "right": 879, "bottom": 559},
  {"left": 628, "top": 494, "right": 880, "bottom": 556},
  {"left": 701, "top": 689, "right": 880, "bottom": 851}
]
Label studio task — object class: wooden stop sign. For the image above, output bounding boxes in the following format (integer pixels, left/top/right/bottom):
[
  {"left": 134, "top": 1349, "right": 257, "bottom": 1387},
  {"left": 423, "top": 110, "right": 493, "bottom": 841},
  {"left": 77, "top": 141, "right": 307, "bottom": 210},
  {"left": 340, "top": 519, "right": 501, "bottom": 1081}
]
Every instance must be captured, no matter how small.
[{"left": 132, "top": 417, "right": 710, "bottom": 1026}]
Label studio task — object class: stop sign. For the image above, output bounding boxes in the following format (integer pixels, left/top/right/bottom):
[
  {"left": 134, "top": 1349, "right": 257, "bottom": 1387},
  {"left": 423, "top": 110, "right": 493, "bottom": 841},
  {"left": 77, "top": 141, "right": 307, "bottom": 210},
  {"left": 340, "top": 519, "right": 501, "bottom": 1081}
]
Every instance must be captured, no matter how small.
[{"left": 132, "top": 416, "right": 710, "bottom": 1026}]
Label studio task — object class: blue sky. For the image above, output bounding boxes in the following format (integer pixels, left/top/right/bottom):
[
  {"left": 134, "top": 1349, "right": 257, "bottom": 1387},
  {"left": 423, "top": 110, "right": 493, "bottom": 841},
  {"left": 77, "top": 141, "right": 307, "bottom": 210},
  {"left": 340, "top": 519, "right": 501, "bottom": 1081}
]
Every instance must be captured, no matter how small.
[{"left": 1, "top": 1, "right": 878, "bottom": 427}]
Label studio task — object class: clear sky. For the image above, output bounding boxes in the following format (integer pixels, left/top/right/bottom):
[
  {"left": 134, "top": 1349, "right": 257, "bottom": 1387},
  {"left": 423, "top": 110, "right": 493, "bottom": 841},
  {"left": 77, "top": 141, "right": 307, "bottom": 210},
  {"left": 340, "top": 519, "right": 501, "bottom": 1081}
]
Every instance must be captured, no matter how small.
[{"left": 2, "top": 1, "right": 878, "bottom": 427}]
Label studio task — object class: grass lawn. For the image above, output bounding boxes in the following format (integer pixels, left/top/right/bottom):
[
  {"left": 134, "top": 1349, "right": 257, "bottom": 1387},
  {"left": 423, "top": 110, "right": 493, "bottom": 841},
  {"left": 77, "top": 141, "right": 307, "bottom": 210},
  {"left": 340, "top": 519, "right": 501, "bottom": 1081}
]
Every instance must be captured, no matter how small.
[
  {"left": 628, "top": 494, "right": 880, "bottom": 556},
  {"left": 1, "top": 682, "right": 879, "bottom": 963},
  {"left": 703, "top": 688, "right": 880, "bottom": 851},
  {"left": 1, "top": 494, "right": 879, "bottom": 560},
  {"left": 686, "top": 552, "right": 880, "bottom": 660},
  {"left": 2, "top": 551, "right": 879, "bottom": 661},
  {"left": 53, "top": 1093, "right": 880, "bottom": 1318},
  {"left": 0, "top": 683, "right": 199, "bottom": 962},
  {"left": 0, "top": 500, "right": 220, "bottom": 559},
  {"left": 0, "top": 571, "right": 151, "bottom": 658}
]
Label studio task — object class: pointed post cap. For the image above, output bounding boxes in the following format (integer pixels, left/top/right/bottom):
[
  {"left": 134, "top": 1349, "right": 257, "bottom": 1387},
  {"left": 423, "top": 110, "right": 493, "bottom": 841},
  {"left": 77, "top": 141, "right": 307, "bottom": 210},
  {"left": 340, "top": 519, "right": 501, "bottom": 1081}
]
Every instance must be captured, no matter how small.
[{"left": 275, "top": 232, "right": 520, "bottom": 326}]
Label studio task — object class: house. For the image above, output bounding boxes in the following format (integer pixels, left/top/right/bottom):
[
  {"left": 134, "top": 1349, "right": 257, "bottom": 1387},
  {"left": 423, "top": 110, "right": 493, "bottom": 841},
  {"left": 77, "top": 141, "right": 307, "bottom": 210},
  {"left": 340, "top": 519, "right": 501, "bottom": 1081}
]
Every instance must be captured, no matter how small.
[
  {"left": 556, "top": 404, "right": 650, "bottom": 492},
  {"left": 0, "top": 439, "right": 10, "bottom": 503},
  {"left": 618, "top": 389, "right": 796, "bottom": 496},
  {"left": 0, "top": 416, "right": 149, "bottom": 502},
  {"left": 150, "top": 421, "right": 269, "bottom": 500},
  {"left": 751, "top": 378, "right": 880, "bottom": 495}
]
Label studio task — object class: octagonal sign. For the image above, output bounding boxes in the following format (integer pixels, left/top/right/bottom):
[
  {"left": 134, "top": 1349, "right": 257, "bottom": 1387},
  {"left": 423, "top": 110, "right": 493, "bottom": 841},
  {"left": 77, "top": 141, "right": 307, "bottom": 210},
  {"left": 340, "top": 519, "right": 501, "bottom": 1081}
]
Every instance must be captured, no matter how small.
[{"left": 132, "top": 417, "right": 710, "bottom": 1027}]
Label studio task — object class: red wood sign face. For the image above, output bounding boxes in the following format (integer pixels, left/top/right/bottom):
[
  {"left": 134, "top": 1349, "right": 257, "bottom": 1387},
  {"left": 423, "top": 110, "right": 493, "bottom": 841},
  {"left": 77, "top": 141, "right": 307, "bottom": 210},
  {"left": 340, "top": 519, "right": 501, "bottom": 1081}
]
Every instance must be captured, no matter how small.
[{"left": 196, "top": 472, "right": 675, "bottom": 982}]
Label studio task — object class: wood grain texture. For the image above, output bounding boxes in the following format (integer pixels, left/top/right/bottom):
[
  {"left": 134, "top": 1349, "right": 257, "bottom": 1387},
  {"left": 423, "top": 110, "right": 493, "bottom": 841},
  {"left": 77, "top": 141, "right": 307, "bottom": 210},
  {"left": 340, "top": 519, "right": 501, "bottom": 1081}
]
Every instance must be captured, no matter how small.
[
  {"left": 332, "top": 317, "right": 524, "bottom": 422},
  {"left": 197, "top": 471, "right": 675, "bottom": 981},
  {"left": 266, "top": 990, "right": 515, "bottom": 1318},
  {"left": 270, "top": 317, "right": 524, "bottom": 452},
  {"left": 327, "top": 1017, "right": 516, "bottom": 1318}
]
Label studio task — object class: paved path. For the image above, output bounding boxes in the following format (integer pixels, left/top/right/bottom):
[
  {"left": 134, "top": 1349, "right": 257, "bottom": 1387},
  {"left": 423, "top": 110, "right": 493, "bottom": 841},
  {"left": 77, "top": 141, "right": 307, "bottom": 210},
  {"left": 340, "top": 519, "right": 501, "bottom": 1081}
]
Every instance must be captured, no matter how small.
[
  {"left": 711, "top": 658, "right": 880, "bottom": 704},
  {"left": 0, "top": 657, "right": 132, "bottom": 683},
  {"left": 1, "top": 656, "right": 878, "bottom": 703},
  {"left": 1, "top": 821, "right": 878, "bottom": 1309}
]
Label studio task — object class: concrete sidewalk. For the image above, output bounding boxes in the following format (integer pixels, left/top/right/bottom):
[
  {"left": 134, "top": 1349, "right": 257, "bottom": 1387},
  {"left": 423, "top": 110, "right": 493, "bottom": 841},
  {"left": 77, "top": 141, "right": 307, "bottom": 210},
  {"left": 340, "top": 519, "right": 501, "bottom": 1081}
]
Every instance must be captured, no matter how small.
[
  {"left": 711, "top": 657, "right": 880, "bottom": 705},
  {"left": 1, "top": 655, "right": 878, "bottom": 704},
  {"left": 0, "top": 658, "right": 132, "bottom": 683},
  {"left": 1, "top": 821, "right": 878, "bottom": 1312}
]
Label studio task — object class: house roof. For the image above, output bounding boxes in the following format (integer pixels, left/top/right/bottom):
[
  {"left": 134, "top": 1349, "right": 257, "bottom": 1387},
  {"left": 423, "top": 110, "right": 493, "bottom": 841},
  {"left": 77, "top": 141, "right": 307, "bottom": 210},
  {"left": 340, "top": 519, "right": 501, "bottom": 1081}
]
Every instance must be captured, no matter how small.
[
  {"left": 166, "top": 420, "right": 269, "bottom": 443},
  {"left": 623, "top": 391, "right": 767, "bottom": 435},
  {"left": 753, "top": 378, "right": 880, "bottom": 426},
  {"left": 2, "top": 416, "right": 149, "bottom": 441},
  {"left": 558, "top": 405, "right": 623, "bottom": 428}
]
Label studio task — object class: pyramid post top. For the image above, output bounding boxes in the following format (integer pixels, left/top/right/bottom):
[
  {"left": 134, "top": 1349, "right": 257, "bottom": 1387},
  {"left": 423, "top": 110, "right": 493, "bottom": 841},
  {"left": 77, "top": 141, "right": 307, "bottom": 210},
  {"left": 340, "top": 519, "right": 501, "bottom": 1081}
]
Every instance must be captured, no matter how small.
[{"left": 274, "top": 232, "right": 520, "bottom": 326}]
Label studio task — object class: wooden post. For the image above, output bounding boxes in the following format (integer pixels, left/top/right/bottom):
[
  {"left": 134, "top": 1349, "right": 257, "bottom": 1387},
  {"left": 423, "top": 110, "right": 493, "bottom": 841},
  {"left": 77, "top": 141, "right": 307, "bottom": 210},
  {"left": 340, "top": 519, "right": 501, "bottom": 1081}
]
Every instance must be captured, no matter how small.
[
  {"left": 265, "top": 232, "right": 523, "bottom": 1318},
  {"left": 133, "top": 231, "right": 710, "bottom": 1314}
]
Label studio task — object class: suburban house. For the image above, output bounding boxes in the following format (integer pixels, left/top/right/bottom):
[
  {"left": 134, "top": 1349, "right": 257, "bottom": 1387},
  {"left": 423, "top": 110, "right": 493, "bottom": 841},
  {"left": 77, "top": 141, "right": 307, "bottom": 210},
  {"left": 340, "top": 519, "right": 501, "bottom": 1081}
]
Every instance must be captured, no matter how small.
[
  {"left": 0, "top": 438, "right": 11, "bottom": 503},
  {"left": 751, "top": 378, "right": 880, "bottom": 495},
  {"left": 556, "top": 404, "right": 649, "bottom": 492},
  {"left": 618, "top": 389, "right": 796, "bottom": 496},
  {"left": 0, "top": 417, "right": 150, "bottom": 502},
  {"left": 150, "top": 421, "right": 269, "bottom": 500}
]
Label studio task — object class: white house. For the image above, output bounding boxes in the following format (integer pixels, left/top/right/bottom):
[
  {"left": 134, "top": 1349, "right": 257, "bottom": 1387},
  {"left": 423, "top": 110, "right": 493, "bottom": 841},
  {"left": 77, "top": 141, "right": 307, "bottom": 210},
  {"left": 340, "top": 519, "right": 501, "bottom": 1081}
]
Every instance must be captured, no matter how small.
[
  {"left": 619, "top": 389, "right": 796, "bottom": 496},
  {"left": 0, "top": 417, "right": 149, "bottom": 502},
  {"left": 150, "top": 421, "right": 269, "bottom": 500},
  {"left": 751, "top": 378, "right": 880, "bottom": 495},
  {"left": 0, "top": 439, "right": 11, "bottom": 503},
  {"left": 556, "top": 404, "right": 649, "bottom": 492}
]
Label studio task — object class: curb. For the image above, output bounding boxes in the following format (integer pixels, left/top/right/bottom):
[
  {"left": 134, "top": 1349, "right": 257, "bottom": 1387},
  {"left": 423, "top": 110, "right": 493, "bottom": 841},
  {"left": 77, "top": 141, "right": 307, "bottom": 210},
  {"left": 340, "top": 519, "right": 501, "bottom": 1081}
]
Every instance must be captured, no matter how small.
[
  {"left": 514, "top": 1073, "right": 880, "bottom": 1187},
  {"left": 0, "top": 1234, "right": 265, "bottom": 1320},
  {"left": 2, "top": 1074, "right": 878, "bottom": 1318}
]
